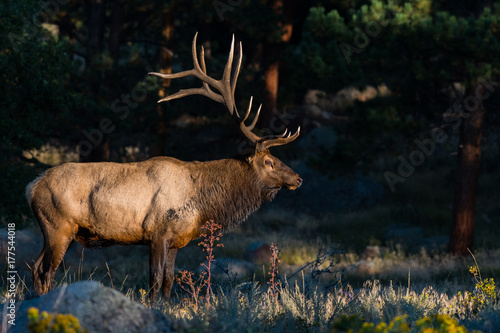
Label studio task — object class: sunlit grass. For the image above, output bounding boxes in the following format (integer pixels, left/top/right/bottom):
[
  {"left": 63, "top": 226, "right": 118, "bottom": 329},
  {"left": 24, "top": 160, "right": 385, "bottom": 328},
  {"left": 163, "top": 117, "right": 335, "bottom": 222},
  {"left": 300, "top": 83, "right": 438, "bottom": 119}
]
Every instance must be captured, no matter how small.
[{"left": 4, "top": 155, "right": 500, "bottom": 331}]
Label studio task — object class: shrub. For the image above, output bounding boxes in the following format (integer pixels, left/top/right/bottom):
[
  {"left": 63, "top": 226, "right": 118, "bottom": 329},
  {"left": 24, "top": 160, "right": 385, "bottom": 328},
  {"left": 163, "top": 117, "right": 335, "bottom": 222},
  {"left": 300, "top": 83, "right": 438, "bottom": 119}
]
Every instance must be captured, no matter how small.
[
  {"left": 416, "top": 314, "right": 478, "bottom": 333},
  {"left": 330, "top": 314, "right": 477, "bottom": 333},
  {"left": 27, "top": 307, "right": 86, "bottom": 333}
]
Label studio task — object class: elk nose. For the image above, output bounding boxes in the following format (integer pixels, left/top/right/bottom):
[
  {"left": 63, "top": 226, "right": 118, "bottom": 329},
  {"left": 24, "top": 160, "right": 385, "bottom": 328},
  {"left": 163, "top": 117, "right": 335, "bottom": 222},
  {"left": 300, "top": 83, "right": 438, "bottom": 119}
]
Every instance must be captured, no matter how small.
[{"left": 296, "top": 177, "right": 303, "bottom": 187}]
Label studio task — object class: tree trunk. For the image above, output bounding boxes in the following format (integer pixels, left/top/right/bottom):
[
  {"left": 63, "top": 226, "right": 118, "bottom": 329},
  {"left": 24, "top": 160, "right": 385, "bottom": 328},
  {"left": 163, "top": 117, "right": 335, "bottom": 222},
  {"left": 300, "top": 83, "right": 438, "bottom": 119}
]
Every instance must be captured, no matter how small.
[
  {"left": 108, "top": 0, "right": 123, "bottom": 61},
  {"left": 262, "top": 59, "right": 279, "bottom": 126},
  {"left": 261, "top": 0, "right": 294, "bottom": 128},
  {"left": 152, "top": 8, "right": 174, "bottom": 157},
  {"left": 80, "top": 0, "right": 109, "bottom": 162},
  {"left": 87, "top": 0, "right": 106, "bottom": 66},
  {"left": 448, "top": 83, "right": 486, "bottom": 255}
]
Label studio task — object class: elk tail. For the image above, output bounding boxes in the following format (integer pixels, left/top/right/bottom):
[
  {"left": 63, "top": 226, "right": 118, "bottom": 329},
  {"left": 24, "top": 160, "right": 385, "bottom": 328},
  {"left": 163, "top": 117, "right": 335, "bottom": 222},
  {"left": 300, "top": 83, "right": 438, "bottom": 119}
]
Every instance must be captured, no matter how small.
[{"left": 25, "top": 172, "right": 46, "bottom": 206}]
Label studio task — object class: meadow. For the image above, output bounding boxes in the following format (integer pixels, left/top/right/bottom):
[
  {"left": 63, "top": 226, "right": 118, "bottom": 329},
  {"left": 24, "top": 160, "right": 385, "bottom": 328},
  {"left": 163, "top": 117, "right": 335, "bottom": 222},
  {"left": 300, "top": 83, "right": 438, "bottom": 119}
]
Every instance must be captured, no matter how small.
[
  {"left": 3, "top": 113, "right": 500, "bottom": 333},
  {"left": 5, "top": 158, "right": 500, "bottom": 332}
]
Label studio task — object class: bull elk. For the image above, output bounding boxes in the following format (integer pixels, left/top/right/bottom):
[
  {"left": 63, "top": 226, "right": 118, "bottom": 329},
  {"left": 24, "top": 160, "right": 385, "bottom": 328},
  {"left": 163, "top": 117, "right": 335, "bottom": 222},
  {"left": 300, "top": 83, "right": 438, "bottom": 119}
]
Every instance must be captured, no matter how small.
[{"left": 26, "top": 33, "right": 302, "bottom": 299}]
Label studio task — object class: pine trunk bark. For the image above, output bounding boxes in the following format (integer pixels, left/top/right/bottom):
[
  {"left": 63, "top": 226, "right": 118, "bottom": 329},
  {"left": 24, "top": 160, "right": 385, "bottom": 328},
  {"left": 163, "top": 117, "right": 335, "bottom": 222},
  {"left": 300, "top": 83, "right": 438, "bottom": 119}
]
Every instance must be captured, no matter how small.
[
  {"left": 152, "top": 9, "right": 174, "bottom": 157},
  {"left": 448, "top": 83, "right": 486, "bottom": 255},
  {"left": 261, "top": 0, "right": 293, "bottom": 128},
  {"left": 80, "top": 0, "right": 110, "bottom": 162}
]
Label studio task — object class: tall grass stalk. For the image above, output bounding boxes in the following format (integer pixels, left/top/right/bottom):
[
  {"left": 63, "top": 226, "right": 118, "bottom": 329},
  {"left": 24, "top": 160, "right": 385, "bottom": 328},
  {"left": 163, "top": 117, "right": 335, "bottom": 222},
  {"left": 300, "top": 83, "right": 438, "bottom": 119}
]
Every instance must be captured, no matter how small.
[
  {"left": 198, "top": 220, "right": 224, "bottom": 307},
  {"left": 268, "top": 242, "right": 280, "bottom": 302}
]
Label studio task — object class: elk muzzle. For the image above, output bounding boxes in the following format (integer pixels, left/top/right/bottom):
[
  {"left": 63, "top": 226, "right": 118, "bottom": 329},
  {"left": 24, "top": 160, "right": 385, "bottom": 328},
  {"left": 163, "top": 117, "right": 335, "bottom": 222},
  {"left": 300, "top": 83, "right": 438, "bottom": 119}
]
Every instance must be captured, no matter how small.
[{"left": 285, "top": 173, "right": 302, "bottom": 191}]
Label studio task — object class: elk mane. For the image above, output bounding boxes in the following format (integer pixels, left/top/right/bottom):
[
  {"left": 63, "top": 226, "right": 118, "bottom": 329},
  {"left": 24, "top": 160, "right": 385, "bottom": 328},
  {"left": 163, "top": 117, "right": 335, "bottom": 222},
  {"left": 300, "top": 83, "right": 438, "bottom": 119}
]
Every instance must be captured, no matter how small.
[{"left": 189, "top": 158, "right": 267, "bottom": 230}]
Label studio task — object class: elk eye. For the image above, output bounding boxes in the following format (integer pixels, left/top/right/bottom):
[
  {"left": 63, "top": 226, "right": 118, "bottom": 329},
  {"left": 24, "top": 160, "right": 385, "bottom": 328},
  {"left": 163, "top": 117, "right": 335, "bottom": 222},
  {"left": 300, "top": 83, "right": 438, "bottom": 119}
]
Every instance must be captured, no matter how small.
[{"left": 265, "top": 159, "right": 273, "bottom": 167}]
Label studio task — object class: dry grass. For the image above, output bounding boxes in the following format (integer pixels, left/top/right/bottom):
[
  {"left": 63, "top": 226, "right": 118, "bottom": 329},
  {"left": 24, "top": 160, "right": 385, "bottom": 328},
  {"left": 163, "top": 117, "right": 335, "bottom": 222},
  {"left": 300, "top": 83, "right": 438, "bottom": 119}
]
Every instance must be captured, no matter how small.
[{"left": 3, "top": 159, "right": 500, "bottom": 331}]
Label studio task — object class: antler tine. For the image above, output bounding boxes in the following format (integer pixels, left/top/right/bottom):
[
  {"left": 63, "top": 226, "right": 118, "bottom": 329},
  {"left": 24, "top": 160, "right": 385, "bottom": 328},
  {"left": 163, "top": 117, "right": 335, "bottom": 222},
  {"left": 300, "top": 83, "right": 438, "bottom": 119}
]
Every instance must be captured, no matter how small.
[
  {"left": 149, "top": 33, "right": 300, "bottom": 150},
  {"left": 233, "top": 96, "right": 261, "bottom": 144},
  {"left": 248, "top": 104, "right": 261, "bottom": 131},
  {"left": 190, "top": 32, "right": 218, "bottom": 88},
  {"left": 198, "top": 46, "right": 222, "bottom": 101},
  {"left": 153, "top": 44, "right": 223, "bottom": 104},
  {"left": 232, "top": 41, "right": 243, "bottom": 97},
  {"left": 260, "top": 128, "right": 288, "bottom": 141},
  {"left": 243, "top": 96, "right": 254, "bottom": 122},
  {"left": 149, "top": 33, "right": 222, "bottom": 104},
  {"left": 154, "top": 87, "right": 222, "bottom": 104},
  {"left": 258, "top": 126, "right": 301, "bottom": 151},
  {"left": 223, "top": 35, "right": 234, "bottom": 86},
  {"left": 220, "top": 35, "right": 237, "bottom": 116},
  {"left": 242, "top": 99, "right": 261, "bottom": 132}
]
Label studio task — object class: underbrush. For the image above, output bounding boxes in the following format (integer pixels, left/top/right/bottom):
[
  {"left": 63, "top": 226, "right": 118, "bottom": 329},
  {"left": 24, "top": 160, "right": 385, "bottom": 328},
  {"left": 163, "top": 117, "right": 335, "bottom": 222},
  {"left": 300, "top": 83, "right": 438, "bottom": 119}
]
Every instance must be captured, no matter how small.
[
  {"left": 3, "top": 236, "right": 500, "bottom": 332},
  {"left": 3, "top": 163, "right": 500, "bottom": 332},
  {"left": 123, "top": 226, "right": 499, "bottom": 332},
  {"left": 125, "top": 274, "right": 499, "bottom": 332}
]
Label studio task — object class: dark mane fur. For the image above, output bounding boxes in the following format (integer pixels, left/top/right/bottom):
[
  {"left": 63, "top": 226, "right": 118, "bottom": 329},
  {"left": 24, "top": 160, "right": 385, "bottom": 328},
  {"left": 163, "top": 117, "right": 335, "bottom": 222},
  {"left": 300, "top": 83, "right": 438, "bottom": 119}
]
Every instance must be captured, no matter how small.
[{"left": 189, "top": 158, "right": 271, "bottom": 229}]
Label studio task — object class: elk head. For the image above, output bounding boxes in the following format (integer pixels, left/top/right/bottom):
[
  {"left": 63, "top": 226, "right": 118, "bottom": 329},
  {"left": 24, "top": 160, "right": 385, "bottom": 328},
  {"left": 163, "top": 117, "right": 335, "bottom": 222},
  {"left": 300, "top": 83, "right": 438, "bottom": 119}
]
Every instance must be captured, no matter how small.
[{"left": 149, "top": 33, "right": 302, "bottom": 195}]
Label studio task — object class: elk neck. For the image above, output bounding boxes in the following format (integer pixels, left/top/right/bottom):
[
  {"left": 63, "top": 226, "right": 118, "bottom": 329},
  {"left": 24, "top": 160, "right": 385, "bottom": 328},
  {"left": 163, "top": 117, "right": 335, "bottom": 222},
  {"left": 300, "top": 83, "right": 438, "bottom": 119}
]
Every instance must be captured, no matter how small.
[{"left": 188, "top": 157, "right": 272, "bottom": 230}]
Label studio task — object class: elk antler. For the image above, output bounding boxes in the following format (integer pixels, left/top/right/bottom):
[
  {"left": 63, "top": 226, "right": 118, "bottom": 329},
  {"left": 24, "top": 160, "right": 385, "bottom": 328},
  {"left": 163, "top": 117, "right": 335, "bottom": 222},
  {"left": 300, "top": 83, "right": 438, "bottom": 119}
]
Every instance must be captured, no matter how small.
[{"left": 149, "top": 33, "right": 300, "bottom": 151}]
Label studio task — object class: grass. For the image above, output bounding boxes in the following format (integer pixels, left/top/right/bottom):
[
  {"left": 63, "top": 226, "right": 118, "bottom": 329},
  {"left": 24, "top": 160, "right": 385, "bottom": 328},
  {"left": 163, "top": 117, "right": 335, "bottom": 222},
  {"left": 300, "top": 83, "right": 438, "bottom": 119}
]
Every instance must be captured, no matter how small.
[
  {"left": 2, "top": 146, "right": 500, "bottom": 331},
  {"left": 4, "top": 217, "right": 500, "bottom": 332},
  {"left": 125, "top": 261, "right": 499, "bottom": 332}
]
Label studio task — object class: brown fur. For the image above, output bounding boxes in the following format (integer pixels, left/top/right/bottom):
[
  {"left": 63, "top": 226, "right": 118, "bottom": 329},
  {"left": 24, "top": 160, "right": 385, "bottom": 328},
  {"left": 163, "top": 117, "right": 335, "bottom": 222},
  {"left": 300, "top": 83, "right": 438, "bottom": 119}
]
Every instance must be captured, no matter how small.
[{"left": 27, "top": 151, "right": 301, "bottom": 299}]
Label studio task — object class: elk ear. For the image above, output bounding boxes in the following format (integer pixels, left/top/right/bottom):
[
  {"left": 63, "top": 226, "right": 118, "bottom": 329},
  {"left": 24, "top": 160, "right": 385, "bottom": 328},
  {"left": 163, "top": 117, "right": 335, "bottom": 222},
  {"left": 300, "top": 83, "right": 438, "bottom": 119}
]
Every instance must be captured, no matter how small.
[{"left": 245, "top": 153, "right": 256, "bottom": 164}]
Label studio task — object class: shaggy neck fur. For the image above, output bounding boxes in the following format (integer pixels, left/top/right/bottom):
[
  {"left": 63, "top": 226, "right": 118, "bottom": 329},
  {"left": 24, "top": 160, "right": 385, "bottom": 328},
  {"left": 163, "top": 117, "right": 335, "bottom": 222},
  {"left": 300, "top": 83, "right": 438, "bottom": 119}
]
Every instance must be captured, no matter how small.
[{"left": 189, "top": 158, "right": 276, "bottom": 230}]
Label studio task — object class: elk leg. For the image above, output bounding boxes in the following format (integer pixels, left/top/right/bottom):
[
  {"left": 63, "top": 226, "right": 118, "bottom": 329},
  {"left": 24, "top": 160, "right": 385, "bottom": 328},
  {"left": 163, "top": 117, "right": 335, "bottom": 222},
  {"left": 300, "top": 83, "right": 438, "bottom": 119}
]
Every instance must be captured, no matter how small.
[
  {"left": 162, "top": 248, "right": 178, "bottom": 300},
  {"left": 149, "top": 239, "right": 168, "bottom": 301},
  {"left": 34, "top": 224, "right": 76, "bottom": 295},
  {"left": 32, "top": 248, "right": 46, "bottom": 295}
]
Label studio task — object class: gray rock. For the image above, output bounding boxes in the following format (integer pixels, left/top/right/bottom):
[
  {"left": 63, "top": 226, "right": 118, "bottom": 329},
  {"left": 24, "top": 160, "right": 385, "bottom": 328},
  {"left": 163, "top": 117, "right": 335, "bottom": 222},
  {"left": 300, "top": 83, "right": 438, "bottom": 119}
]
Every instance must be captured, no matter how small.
[
  {"left": 356, "top": 260, "right": 376, "bottom": 275},
  {"left": 8, "top": 281, "right": 172, "bottom": 333},
  {"left": 244, "top": 242, "right": 272, "bottom": 265},
  {"left": 302, "top": 104, "right": 322, "bottom": 118},
  {"left": 200, "top": 258, "right": 256, "bottom": 281},
  {"left": 385, "top": 224, "right": 424, "bottom": 247},
  {"left": 298, "top": 126, "right": 338, "bottom": 158},
  {"left": 272, "top": 164, "right": 385, "bottom": 213},
  {"left": 412, "top": 236, "right": 450, "bottom": 253},
  {"left": 0, "top": 228, "right": 42, "bottom": 277},
  {"left": 304, "top": 85, "right": 389, "bottom": 111},
  {"left": 361, "top": 245, "right": 387, "bottom": 259}
]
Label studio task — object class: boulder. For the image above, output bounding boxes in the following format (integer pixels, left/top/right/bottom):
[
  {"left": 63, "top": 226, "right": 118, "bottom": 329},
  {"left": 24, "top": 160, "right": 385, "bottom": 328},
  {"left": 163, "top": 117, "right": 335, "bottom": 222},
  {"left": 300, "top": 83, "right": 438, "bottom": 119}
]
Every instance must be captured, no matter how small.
[
  {"left": 412, "top": 236, "right": 450, "bottom": 253},
  {"left": 8, "top": 281, "right": 172, "bottom": 333},
  {"left": 385, "top": 224, "right": 424, "bottom": 248},
  {"left": 209, "top": 258, "right": 256, "bottom": 281},
  {"left": 272, "top": 163, "right": 385, "bottom": 213},
  {"left": 304, "top": 85, "right": 389, "bottom": 112},
  {"left": 298, "top": 126, "right": 338, "bottom": 159},
  {"left": 361, "top": 245, "right": 387, "bottom": 259},
  {"left": 244, "top": 242, "right": 272, "bottom": 265},
  {"left": 0, "top": 228, "right": 42, "bottom": 277},
  {"left": 356, "top": 260, "right": 376, "bottom": 275}
]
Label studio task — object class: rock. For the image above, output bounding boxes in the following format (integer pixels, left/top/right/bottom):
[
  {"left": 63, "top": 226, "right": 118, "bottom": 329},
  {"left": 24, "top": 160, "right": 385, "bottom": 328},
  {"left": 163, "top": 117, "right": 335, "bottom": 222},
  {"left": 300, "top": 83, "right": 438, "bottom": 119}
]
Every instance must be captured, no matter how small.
[
  {"left": 356, "top": 260, "right": 376, "bottom": 275},
  {"left": 9, "top": 281, "right": 172, "bottom": 333},
  {"left": 412, "top": 236, "right": 449, "bottom": 253},
  {"left": 298, "top": 126, "right": 338, "bottom": 158},
  {"left": 385, "top": 224, "right": 424, "bottom": 247},
  {"left": 302, "top": 104, "right": 322, "bottom": 118},
  {"left": 244, "top": 242, "right": 272, "bottom": 265},
  {"left": 0, "top": 230, "right": 7, "bottom": 263},
  {"left": 304, "top": 90, "right": 326, "bottom": 105},
  {"left": 15, "top": 230, "right": 37, "bottom": 244},
  {"left": 209, "top": 258, "right": 256, "bottom": 281},
  {"left": 271, "top": 164, "right": 384, "bottom": 213},
  {"left": 361, "top": 245, "right": 387, "bottom": 259},
  {"left": 328, "top": 176, "right": 385, "bottom": 211},
  {"left": 22, "top": 140, "right": 79, "bottom": 165},
  {"left": 304, "top": 85, "right": 390, "bottom": 112},
  {"left": 0, "top": 228, "right": 43, "bottom": 277}
]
